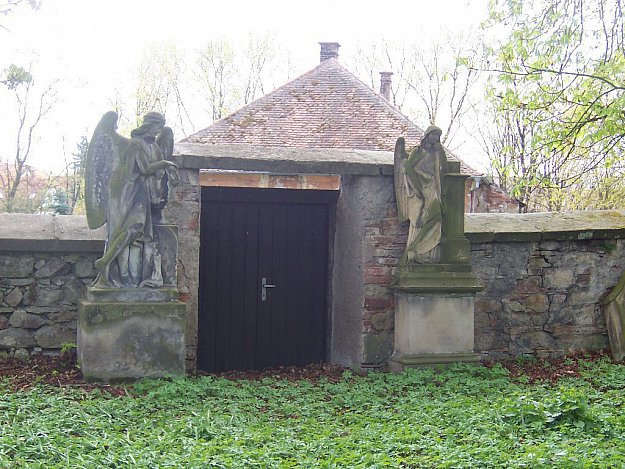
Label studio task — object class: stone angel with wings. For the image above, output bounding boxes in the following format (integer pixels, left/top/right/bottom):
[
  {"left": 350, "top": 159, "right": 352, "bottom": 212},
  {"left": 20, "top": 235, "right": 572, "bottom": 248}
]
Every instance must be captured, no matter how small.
[
  {"left": 394, "top": 126, "right": 446, "bottom": 265},
  {"left": 85, "top": 111, "right": 179, "bottom": 288}
]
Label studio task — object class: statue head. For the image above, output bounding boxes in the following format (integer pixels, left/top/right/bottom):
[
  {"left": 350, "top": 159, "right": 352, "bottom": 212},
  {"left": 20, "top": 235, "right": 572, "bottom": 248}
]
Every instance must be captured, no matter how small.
[
  {"left": 423, "top": 126, "right": 443, "bottom": 145},
  {"left": 131, "top": 112, "right": 166, "bottom": 138}
]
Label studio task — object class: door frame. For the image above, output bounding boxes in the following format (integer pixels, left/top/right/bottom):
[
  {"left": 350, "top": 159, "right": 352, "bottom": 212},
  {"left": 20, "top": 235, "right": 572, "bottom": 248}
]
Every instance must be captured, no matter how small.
[{"left": 198, "top": 186, "right": 339, "bottom": 371}]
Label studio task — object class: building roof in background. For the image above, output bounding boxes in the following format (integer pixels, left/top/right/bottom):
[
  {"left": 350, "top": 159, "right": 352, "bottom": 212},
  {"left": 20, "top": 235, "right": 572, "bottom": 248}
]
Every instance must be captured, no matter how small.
[{"left": 183, "top": 46, "right": 479, "bottom": 175}]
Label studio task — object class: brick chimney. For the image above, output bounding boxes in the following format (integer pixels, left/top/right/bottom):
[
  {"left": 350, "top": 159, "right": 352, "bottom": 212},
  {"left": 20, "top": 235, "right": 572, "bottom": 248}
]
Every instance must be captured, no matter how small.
[
  {"left": 380, "top": 72, "right": 393, "bottom": 101},
  {"left": 319, "top": 42, "right": 340, "bottom": 62}
]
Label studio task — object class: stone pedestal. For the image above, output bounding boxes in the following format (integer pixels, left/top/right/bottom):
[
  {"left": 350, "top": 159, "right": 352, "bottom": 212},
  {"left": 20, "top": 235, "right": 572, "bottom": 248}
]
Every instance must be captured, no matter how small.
[
  {"left": 78, "top": 286, "right": 186, "bottom": 382},
  {"left": 390, "top": 261, "right": 482, "bottom": 371},
  {"left": 389, "top": 292, "right": 480, "bottom": 371},
  {"left": 389, "top": 137, "right": 482, "bottom": 371}
]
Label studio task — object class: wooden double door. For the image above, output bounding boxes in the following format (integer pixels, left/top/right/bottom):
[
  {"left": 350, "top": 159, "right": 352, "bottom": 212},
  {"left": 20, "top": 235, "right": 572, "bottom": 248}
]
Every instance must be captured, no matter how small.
[{"left": 198, "top": 187, "right": 337, "bottom": 372}]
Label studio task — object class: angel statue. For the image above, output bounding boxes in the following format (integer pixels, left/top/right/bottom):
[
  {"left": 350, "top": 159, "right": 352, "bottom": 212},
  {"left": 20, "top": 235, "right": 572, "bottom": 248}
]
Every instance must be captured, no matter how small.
[
  {"left": 85, "top": 111, "right": 179, "bottom": 288},
  {"left": 394, "top": 126, "right": 446, "bottom": 265}
]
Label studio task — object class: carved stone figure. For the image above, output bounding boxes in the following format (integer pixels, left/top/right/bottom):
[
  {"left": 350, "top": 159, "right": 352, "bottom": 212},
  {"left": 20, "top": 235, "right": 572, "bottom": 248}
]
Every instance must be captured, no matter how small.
[
  {"left": 85, "top": 111, "right": 179, "bottom": 288},
  {"left": 394, "top": 126, "right": 446, "bottom": 265}
]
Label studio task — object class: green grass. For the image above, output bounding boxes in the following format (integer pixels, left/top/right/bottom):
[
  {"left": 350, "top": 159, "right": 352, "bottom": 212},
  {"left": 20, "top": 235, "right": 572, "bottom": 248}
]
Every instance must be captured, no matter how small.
[{"left": 1, "top": 359, "right": 625, "bottom": 468}]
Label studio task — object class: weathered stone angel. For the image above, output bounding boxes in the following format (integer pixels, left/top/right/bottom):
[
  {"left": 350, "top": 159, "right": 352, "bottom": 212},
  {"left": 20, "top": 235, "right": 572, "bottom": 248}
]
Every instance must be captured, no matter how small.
[
  {"left": 394, "top": 126, "right": 446, "bottom": 265},
  {"left": 85, "top": 111, "right": 179, "bottom": 288}
]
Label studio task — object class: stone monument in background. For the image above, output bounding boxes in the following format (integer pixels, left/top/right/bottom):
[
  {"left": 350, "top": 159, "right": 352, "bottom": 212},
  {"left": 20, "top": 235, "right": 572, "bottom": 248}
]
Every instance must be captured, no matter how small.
[
  {"left": 390, "top": 126, "right": 482, "bottom": 370},
  {"left": 78, "top": 111, "right": 186, "bottom": 381}
]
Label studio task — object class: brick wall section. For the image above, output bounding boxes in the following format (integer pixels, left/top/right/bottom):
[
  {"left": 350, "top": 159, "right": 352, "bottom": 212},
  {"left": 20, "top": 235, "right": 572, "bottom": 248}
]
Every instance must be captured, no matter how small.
[
  {"left": 164, "top": 168, "right": 201, "bottom": 371},
  {"left": 357, "top": 177, "right": 407, "bottom": 367},
  {"left": 362, "top": 205, "right": 404, "bottom": 349}
]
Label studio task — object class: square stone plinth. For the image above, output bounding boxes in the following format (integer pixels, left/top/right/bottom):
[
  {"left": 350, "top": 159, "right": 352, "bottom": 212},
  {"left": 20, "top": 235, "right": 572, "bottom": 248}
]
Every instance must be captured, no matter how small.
[
  {"left": 78, "top": 299, "right": 186, "bottom": 382},
  {"left": 389, "top": 293, "right": 479, "bottom": 371}
]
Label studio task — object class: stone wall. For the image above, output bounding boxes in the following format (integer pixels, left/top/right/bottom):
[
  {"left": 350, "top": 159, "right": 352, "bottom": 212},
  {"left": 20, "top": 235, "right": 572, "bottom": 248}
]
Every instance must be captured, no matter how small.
[
  {"left": 472, "top": 239, "right": 618, "bottom": 359},
  {"left": 0, "top": 213, "right": 105, "bottom": 358},
  {"left": 355, "top": 176, "right": 625, "bottom": 366},
  {"left": 467, "top": 212, "right": 625, "bottom": 359},
  {"left": 1, "top": 202, "right": 624, "bottom": 366},
  {"left": 0, "top": 252, "right": 97, "bottom": 357}
]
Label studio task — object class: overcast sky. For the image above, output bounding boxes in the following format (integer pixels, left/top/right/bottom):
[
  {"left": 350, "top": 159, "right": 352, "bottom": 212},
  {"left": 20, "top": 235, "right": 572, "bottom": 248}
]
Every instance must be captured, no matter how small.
[{"left": 1, "top": 0, "right": 488, "bottom": 172}]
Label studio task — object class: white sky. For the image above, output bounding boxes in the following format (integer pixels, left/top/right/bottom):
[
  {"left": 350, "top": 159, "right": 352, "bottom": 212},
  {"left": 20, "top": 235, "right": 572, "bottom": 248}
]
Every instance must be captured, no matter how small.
[{"left": 1, "top": 0, "right": 489, "bottom": 173}]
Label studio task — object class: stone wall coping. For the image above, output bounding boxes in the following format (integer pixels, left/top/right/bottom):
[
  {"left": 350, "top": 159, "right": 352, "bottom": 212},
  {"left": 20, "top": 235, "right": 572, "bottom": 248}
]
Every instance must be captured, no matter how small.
[
  {"left": 1, "top": 210, "right": 624, "bottom": 253},
  {"left": 174, "top": 143, "right": 395, "bottom": 176},
  {"left": 466, "top": 210, "right": 625, "bottom": 243},
  {"left": 0, "top": 214, "right": 105, "bottom": 252}
]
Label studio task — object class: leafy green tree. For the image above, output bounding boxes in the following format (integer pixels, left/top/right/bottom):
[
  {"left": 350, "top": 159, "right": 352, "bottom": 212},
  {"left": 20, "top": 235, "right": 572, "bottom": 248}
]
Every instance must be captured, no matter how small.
[{"left": 484, "top": 0, "right": 625, "bottom": 210}]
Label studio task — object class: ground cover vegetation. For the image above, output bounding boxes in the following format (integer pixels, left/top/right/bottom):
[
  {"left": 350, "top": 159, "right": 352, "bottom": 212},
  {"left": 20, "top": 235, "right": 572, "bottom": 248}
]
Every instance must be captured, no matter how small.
[{"left": 0, "top": 352, "right": 624, "bottom": 467}]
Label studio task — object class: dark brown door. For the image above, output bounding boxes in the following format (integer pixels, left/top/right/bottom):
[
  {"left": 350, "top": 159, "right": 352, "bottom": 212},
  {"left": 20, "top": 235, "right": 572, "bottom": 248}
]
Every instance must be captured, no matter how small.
[{"left": 198, "top": 187, "right": 337, "bottom": 372}]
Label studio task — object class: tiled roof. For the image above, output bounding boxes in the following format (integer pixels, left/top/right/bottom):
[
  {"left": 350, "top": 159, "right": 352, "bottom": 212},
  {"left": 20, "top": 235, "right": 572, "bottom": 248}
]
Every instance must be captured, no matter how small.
[{"left": 183, "top": 58, "right": 478, "bottom": 175}]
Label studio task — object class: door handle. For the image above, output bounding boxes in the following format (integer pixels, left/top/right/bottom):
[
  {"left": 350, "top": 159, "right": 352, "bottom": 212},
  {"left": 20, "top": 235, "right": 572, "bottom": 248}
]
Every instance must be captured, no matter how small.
[{"left": 261, "top": 277, "right": 276, "bottom": 301}]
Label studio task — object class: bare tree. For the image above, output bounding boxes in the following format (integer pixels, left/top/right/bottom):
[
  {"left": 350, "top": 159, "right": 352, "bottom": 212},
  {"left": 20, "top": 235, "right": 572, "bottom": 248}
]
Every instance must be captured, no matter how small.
[
  {"left": 58, "top": 135, "right": 87, "bottom": 214},
  {"left": 0, "top": 0, "right": 40, "bottom": 31},
  {"left": 195, "top": 34, "right": 283, "bottom": 123},
  {"left": 476, "top": 104, "right": 547, "bottom": 211},
  {"left": 348, "top": 32, "right": 483, "bottom": 147},
  {"left": 241, "top": 33, "right": 277, "bottom": 105},
  {"left": 0, "top": 64, "right": 57, "bottom": 212},
  {"left": 196, "top": 39, "right": 237, "bottom": 121},
  {"left": 132, "top": 42, "right": 194, "bottom": 136}
]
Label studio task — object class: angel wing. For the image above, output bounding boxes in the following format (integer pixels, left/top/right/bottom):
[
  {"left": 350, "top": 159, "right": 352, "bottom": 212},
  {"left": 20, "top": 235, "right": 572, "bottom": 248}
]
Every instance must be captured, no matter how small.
[
  {"left": 85, "top": 111, "right": 129, "bottom": 229},
  {"left": 155, "top": 126, "right": 176, "bottom": 204},
  {"left": 157, "top": 126, "right": 174, "bottom": 160},
  {"left": 394, "top": 137, "right": 410, "bottom": 223}
]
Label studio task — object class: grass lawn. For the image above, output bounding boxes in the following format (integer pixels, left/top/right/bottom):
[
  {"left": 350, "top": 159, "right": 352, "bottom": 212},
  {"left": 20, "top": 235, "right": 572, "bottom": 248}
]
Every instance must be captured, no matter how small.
[{"left": 1, "top": 356, "right": 624, "bottom": 468}]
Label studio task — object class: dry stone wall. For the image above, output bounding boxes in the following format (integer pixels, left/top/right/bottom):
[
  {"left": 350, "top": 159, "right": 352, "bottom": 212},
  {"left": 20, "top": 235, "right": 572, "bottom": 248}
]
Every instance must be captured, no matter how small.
[
  {"left": 1, "top": 206, "right": 624, "bottom": 366},
  {"left": 0, "top": 213, "right": 104, "bottom": 358},
  {"left": 468, "top": 213, "right": 625, "bottom": 359},
  {"left": 356, "top": 176, "right": 625, "bottom": 365},
  {"left": 0, "top": 252, "right": 97, "bottom": 357},
  {"left": 472, "top": 239, "right": 617, "bottom": 359}
]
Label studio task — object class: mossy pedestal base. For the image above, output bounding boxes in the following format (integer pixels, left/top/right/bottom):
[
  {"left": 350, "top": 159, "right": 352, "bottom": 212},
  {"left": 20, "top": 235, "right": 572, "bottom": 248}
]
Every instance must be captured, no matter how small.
[
  {"left": 392, "top": 263, "right": 482, "bottom": 293},
  {"left": 390, "top": 265, "right": 482, "bottom": 372},
  {"left": 389, "top": 352, "right": 481, "bottom": 371},
  {"left": 78, "top": 287, "right": 186, "bottom": 382}
]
